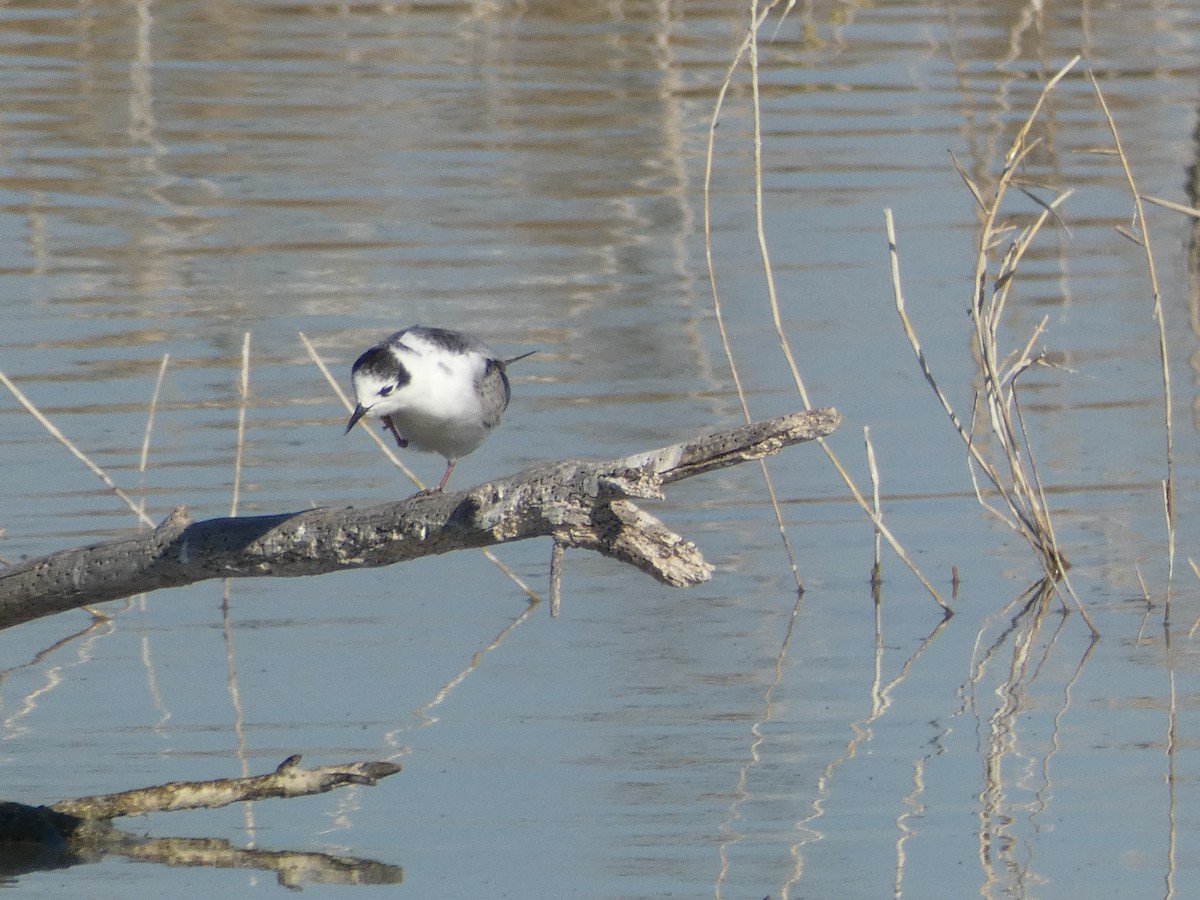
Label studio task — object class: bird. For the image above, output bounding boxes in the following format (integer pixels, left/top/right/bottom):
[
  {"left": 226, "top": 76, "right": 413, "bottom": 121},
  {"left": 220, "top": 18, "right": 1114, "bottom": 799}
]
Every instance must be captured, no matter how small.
[{"left": 344, "top": 325, "right": 535, "bottom": 491}]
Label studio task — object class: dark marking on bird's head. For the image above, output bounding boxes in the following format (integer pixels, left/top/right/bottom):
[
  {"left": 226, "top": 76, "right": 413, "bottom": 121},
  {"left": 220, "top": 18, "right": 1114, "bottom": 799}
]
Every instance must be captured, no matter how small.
[
  {"left": 351, "top": 345, "right": 408, "bottom": 384},
  {"left": 401, "top": 325, "right": 474, "bottom": 355},
  {"left": 348, "top": 345, "right": 412, "bottom": 431}
]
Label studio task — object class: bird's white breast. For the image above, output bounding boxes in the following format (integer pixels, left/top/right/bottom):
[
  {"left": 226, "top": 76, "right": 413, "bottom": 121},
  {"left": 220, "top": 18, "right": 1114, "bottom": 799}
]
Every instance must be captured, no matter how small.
[{"left": 378, "top": 341, "right": 494, "bottom": 458}]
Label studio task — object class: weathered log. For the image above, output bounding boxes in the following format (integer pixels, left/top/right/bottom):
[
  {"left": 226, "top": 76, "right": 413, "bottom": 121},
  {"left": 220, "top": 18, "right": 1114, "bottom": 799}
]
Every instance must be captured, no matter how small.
[
  {"left": 0, "top": 408, "right": 840, "bottom": 629},
  {"left": 51, "top": 754, "right": 400, "bottom": 820}
]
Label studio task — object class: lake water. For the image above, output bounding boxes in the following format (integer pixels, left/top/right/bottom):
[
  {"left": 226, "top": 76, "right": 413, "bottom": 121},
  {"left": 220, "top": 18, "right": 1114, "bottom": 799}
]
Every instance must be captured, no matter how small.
[{"left": 2, "top": 0, "right": 1200, "bottom": 897}]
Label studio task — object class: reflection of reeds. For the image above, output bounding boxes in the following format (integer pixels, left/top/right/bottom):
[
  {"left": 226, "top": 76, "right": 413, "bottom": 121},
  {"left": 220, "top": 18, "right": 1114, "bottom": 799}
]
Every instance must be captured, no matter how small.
[
  {"left": 886, "top": 57, "right": 1096, "bottom": 634},
  {"left": 963, "top": 577, "right": 1095, "bottom": 895}
]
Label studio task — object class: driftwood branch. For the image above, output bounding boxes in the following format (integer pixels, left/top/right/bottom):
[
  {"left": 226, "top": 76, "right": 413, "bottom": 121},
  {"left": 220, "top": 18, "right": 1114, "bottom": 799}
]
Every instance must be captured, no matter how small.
[
  {"left": 0, "top": 408, "right": 840, "bottom": 629},
  {"left": 0, "top": 756, "right": 403, "bottom": 885},
  {"left": 51, "top": 754, "right": 400, "bottom": 820}
]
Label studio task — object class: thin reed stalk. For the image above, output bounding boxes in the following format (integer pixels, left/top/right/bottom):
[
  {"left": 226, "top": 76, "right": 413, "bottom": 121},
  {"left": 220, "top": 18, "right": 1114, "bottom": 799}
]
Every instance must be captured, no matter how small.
[
  {"left": 135, "top": 352, "right": 170, "bottom": 527},
  {"left": 1142, "top": 195, "right": 1200, "bottom": 220},
  {"left": 1186, "top": 559, "right": 1200, "bottom": 637},
  {"left": 884, "top": 56, "right": 1098, "bottom": 635},
  {"left": 139, "top": 354, "right": 170, "bottom": 476},
  {"left": 703, "top": 0, "right": 947, "bottom": 612},
  {"left": 864, "top": 427, "right": 882, "bottom": 585},
  {"left": 1089, "top": 74, "right": 1175, "bottom": 593},
  {"left": 230, "top": 332, "right": 251, "bottom": 518},
  {"left": 0, "top": 369, "right": 155, "bottom": 529}
]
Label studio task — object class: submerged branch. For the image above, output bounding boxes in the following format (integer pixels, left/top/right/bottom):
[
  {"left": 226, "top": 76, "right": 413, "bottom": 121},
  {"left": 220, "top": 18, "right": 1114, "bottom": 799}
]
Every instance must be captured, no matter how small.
[
  {"left": 51, "top": 754, "right": 400, "bottom": 821},
  {"left": 0, "top": 408, "right": 841, "bottom": 629}
]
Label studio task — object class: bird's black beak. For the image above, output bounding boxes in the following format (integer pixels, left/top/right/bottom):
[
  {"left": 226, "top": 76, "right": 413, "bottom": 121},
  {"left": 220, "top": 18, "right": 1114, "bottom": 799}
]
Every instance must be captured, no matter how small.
[{"left": 345, "top": 403, "right": 369, "bottom": 434}]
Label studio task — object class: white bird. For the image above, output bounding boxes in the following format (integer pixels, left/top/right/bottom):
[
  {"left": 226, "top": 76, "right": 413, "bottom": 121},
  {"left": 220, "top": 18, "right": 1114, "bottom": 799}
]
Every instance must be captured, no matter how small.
[{"left": 345, "top": 325, "right": 534, "bottom": 491}]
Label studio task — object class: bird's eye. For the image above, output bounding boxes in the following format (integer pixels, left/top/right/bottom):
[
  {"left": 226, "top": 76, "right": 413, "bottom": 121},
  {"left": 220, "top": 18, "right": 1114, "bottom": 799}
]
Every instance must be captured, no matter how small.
[{"left": 379, "top": 385, "right": 394, "bottom": 397}]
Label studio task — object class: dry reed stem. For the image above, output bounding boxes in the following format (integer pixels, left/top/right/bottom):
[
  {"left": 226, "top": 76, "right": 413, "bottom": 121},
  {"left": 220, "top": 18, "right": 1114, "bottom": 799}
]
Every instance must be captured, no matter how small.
[
  {"left": 747, "top": 2, "right": 806, "bottom": 407},
  {"left": 298, "top": 331, "right": 421, "bottom": 486},
  {"left": 746, "top": 0, "right": 807, "bottom": 593},
  {"left": 864, "top": 427, "right": 882, "bottom": 583},
  {"left": 297, "top": 331, "right": 539, "bottom": 602},
  {"left": 702, "top": 0, "right": 804, "bottom": 596},
  {"left": 0, "top": 369, "right": 155, "bottom": 529},
  {"left": 1186, "top": 559, "right": 1200, "bottom": 637},
  {"left": 890, "top": 210, "right": 1084, "bottom": 621},
  {"left": 1142, "top": 195, "right": 1200, "bottom": 220},
  {"left": 1089, "top": 73, "right": 1176, "bottom": 590},
  {"left": 960, "top": 60, "right": 1079, "bottom": 579},
  {"left": 884, "top": 56, "right": 1102, "bottom": 634},
  {"left": 703, "top": 0, "right": 946, "bottom": 611},
  {"left": 230, "top": 332, "right": 250, "bottom": 518},
  {"left": 139, "top": 354, "right": 170, "bottom": 478},
  {"left": 134, "top": 352, "right": 170, "bottom": 529}
]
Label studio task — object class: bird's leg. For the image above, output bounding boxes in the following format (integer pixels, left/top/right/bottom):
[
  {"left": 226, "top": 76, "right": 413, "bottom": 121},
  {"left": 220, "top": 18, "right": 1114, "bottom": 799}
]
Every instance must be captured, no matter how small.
[
  {"left": 380, "top": 415, "right": 408, "bottom": 449},
  {"left": 436, "top": 459, "right": 457, "bottom": 492}
]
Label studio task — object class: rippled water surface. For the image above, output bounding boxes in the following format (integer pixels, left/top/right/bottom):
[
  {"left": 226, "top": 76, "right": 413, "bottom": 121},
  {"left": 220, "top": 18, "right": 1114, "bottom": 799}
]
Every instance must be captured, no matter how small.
[{"left": 2, "top": 1, "right": 1200, "bottom": 897}]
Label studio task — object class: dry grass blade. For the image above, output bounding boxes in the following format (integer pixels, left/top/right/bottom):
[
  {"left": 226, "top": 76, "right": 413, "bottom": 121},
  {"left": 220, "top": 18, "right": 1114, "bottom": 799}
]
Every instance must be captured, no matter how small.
[
  {"left": 864, "top": 427, "right": 882, "bottom": 583},
  {"left": 950, "top": 152, "right": 988, "bottom": 214},
  {"left": 298, "top": 331, "right": 422, "bottom": 487},
  {"left": 967, "top": 64, "right": 1078, "bottom": 587},
  {"left": 139, "top": 353, "right": 170, "bottom": 476},
  {"left": 230, "top": 332, "right": 250, "bottom": 518},
  {"left": 0, "top": 369, "right": 155, "bottom": 529},
  {"left": 884, "top": 56, "right": 1100, "bottom": 635},
  {"left": 886, "top": 212, "right": 1028, "bottom": 536},
  {"left": 136, "top": 352, "right": 170, "bottom": 526},
  {"left": 1090, "top": 72, "right": 1175, "bottom": 590},
  {"left": 700, "top": 0, "right": 808, "bottom": 594},
  {"left": 1187, "top": 559, "right": 1200, "bottom": 637},
  {"left": 1142, "top": 195, "right": 1200, "bottom": 220},
  {"left": 701, "top": 0, "right": 946, "bottom": 611},
  {"left": 1016, "top": 186, "right": 1074, "bottom": 236}
]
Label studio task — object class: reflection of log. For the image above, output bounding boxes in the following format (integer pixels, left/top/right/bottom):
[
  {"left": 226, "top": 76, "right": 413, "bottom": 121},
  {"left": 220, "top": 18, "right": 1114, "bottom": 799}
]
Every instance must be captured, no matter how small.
[
  {"left": 105, "top": 834, "right": 403, "bottom": 888},
  {"left": 0, "top": 756, "right": 404, "bottom": 885},
  {"left": 0, "top": 409, "right": 840, "bottom": 629}
]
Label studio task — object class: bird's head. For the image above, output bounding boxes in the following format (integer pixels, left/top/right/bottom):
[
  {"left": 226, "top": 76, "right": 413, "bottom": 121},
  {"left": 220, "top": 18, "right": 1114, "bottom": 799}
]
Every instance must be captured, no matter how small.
[{"left": 345, "top": 345, "right": 411, "bottom": 433}]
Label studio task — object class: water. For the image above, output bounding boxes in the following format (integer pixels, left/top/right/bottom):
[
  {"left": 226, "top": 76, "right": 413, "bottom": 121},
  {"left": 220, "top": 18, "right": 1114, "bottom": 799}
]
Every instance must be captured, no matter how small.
[{"left": 2, "top": 0, "right": 1200, "bottom": 896}]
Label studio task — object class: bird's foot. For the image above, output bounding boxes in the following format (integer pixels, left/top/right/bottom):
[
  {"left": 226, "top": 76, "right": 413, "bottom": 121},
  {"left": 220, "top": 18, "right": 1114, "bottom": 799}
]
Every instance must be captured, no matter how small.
[
  {"left": 381, "top": 416, "right": 408, "bottom": 449},
  {"left": 409, "top": 486, "right": 445, "bottom": 498}
]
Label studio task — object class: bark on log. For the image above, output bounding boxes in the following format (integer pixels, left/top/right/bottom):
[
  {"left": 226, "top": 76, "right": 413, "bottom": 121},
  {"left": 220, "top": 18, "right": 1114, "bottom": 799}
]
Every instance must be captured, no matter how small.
[{"left": 0, "top": 408, "right": 840, "bottom": 629}]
